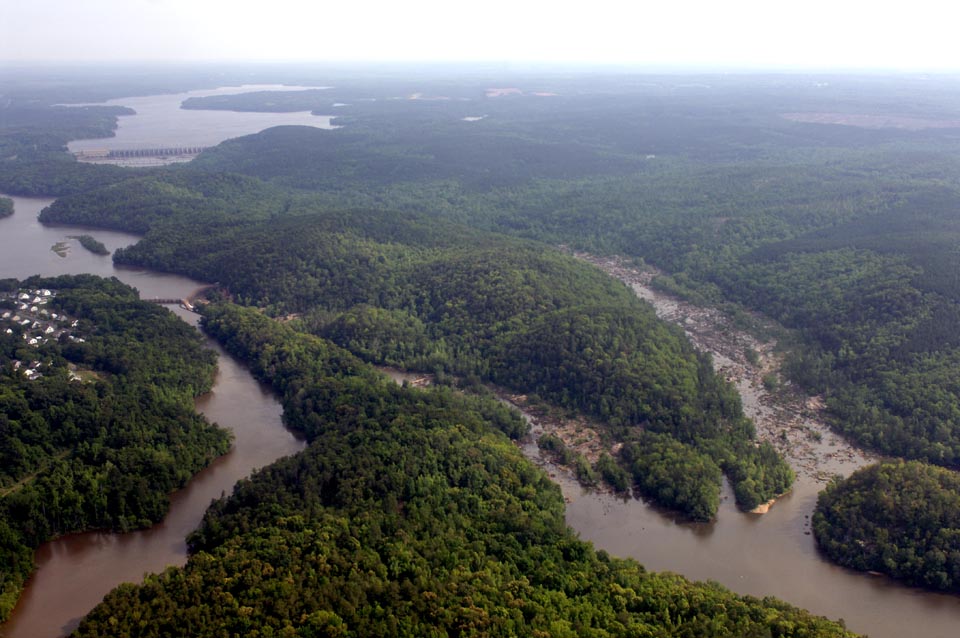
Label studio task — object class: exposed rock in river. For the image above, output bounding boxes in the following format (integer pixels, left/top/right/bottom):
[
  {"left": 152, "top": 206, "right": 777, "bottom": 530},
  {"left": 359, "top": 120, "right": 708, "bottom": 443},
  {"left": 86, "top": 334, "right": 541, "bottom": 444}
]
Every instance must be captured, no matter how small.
[{"left": 573, "top": 251, "right": 874, "bottom": 487}]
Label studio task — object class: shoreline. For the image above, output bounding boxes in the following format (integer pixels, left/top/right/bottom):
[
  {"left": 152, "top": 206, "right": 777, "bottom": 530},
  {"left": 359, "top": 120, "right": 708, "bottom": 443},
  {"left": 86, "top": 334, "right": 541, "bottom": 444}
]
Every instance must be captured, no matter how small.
[{"left": 573, "top": 252, "right": 874, "bottom": 489}]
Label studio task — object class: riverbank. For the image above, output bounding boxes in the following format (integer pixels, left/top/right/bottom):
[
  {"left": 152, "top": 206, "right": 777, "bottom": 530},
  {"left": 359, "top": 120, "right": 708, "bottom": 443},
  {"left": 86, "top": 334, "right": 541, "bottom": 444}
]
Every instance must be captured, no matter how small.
[
  {"left": 376, "top": 366, "right": 610, "bottom": 486},
  {"left": 574, "top": 252, "right": 874, "bottom": 485},
  {"left": 0, "top": 195, "right": 307, "bottom": 638}
]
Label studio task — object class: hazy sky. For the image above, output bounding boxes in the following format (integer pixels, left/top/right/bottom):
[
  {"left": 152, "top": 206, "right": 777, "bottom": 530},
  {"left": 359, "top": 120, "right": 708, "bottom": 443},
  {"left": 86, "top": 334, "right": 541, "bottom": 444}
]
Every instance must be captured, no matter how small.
[{"left": 2, "top": 0, "right": 958, "bottom": 70}]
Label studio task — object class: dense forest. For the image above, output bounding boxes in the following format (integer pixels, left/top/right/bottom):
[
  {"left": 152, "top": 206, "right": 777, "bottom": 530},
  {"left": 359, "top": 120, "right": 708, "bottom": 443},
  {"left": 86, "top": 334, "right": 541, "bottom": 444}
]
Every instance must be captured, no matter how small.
[
  {"left": 813, "top": 461, "right": 960, "bottom": 592},
  {"left": 39, "top": 171, "right": 793, "bottom": 517},
  {"left": 10, "top": 69, "right": 960, "bottom": 627},
  {"left": 0, "top": 275, "right": 230, "bottom": 622},
  {"left": 165, "top": 88, "right": 960, "bottom": 472},
  {"left": 71, "top": 303, "right": 854, "bottom": 637},
  {"left": 0, "top": 100, "right": 138, "bottom": 197},
  {"left": 61, "top": 74, "right": 940, "bottom": 475},
  {"left": 25, "top": 72, "right": 960, "bottom": 503}
]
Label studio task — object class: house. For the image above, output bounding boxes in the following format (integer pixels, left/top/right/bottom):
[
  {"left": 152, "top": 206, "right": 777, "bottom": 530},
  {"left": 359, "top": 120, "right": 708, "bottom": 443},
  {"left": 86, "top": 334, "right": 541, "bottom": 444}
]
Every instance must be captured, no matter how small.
[
  {"left": 4, "top": 328, "right": 12, "bottom": 335},
  {"left": 30, "top": 306, "right": 38, "bottom": 312},
  {"left": 1, "top": 311, "right": 10, "bottom": 319},
  {"left": 41, "top": 289, "right": 52, "bottom": 297},
  {"left": 11, "top": 315, "right": 20, "bottom": 322},
  {"left": 18, "top": 293, "right": 29, "bottom": 300},
  {"left": 44, "top": 325, "right": 55, "bottom": 334},
  {"left": 28, "top": 338, "right": 39, "bottom": 345}
]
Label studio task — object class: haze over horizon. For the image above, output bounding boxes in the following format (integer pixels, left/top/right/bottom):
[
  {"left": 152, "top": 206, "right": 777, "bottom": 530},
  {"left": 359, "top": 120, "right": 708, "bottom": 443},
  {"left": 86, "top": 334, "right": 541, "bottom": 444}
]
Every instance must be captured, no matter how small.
[{"left": 2, "top": 0, "right": 959, "bottom": 72}]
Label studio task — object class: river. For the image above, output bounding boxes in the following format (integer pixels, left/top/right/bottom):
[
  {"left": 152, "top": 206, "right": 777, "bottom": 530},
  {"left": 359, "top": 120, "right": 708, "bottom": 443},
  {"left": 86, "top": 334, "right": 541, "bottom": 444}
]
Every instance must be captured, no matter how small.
[
  {"left": 3, "top": 86, "right": 960, "bottom": 636},
  {"left": 3, "top": 86, "right": 332, "bottom": 635},
  {"left": 0, "top": 195, "right": 307, "bottom": 638},
  {"left": 527, "top": 258, "right": 960, "bottom": 638}
]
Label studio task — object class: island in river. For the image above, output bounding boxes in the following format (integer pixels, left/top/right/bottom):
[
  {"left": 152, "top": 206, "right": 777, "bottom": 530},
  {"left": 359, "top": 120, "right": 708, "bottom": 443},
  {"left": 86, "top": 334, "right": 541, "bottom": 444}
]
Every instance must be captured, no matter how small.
[{"left": 69, "top": 234, "right": 110, "bottom": 255}]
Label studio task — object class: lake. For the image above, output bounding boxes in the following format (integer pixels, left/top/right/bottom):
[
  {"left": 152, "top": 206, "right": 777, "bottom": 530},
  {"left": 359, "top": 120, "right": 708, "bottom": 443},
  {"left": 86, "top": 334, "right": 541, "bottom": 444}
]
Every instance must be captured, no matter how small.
[{"left": 67, "top": 84, "right": 336, "bottom": 155}]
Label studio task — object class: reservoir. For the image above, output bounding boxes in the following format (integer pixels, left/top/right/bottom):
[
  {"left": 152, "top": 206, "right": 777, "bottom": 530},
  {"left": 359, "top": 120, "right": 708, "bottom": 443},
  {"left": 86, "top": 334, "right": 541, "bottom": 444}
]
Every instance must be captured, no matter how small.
[
  {"left": 66, "top": 84, "right": 336, "bottom": 156},
  {"left": 2, "top": 86, "right": 960, "bottom": 636}
]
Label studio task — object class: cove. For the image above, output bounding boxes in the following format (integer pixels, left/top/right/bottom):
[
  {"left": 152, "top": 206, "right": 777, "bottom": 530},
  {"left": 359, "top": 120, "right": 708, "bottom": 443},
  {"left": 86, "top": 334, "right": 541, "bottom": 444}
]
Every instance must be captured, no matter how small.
[{"left": 0, "top": 195, "right": 306, "bottom": 637}]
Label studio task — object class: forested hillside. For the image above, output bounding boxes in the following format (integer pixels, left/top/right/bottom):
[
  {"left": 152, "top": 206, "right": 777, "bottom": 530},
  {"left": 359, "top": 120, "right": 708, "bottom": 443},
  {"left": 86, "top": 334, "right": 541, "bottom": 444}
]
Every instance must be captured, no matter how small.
[
  {"left": 813, "top": 461, "right": 960, "bottom": 591},
  {"left": 41, "top": 171, "right": 792, "bottom": 517},
  {"left": 0, "top": 102, "right": 137, "bottom": 196},
  {"left": 0, "top": 275, "right": 230, "bottom": 622},
  {"left": 152, "top": 81, "right": 960, "bottom": 589},
  {"left": 9, "top": 70, "right": 960, "bottom": 621},
  {"left": 72, "top": 303, "right": 854, "bottom": 638},
  {"left": 176, "top": 84, "right": 960, "bottom": 470}
]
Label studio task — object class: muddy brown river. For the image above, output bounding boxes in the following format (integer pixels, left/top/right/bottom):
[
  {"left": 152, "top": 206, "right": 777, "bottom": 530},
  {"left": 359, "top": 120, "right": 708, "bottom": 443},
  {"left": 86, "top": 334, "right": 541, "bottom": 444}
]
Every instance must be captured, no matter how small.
[{"left": 0, "top": 195, "right": 306, "bottom": 637}]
